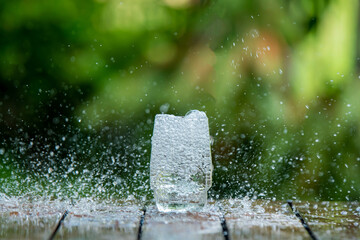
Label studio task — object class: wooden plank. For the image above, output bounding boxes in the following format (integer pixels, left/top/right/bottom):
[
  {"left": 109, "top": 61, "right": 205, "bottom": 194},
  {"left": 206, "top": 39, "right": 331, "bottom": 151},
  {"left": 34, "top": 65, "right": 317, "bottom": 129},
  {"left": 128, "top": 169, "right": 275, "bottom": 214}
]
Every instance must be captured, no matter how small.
[
  {"left": 221, "top": 199, "right": 310, "bottom": 239},
  {"left": 294, "top": 201, "right": 360, "bottom": 240},
  {"left": 0, "top": 196, "right": 64, "bottom": 240},
  {"left": 56, "top": 201, "right": 141, "bottom": 240},
  {"left": 0, "top": 198, "right": 141, "bottom": 240},
  {"left": 141, "top": 204, "right": 224, "bottom": 240}
]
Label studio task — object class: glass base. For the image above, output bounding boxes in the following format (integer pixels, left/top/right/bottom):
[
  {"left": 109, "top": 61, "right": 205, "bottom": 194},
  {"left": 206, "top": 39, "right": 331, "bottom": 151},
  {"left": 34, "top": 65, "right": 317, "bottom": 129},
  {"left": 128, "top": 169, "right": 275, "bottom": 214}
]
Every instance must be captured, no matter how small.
[{"left": 153, "top": 186, "right": 208, "bottom": 212}]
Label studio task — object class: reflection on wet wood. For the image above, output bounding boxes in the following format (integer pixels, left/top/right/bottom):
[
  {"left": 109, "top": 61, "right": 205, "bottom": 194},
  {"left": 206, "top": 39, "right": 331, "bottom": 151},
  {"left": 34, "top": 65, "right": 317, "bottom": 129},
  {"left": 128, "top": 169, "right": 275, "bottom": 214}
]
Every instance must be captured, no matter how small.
[
  {"left": 0, "top": 198, "right": 359, "bottom": 239},
  {"left": 221, "top": 199, "right": 309, "bottom": 239},
  {"left": 295, "top": 201, "right": 360, "bottom": 240},
  {"left": 141, "top": 204, "right": 223, "bottom": 240}
]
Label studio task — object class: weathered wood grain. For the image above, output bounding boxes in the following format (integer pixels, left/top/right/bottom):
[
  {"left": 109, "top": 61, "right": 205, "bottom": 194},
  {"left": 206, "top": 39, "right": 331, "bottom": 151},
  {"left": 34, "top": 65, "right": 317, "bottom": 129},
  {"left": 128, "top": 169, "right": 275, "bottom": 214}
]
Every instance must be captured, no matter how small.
[
  {"left": 294, "top": 201, "right": 360, "bottom": 240},
  {"left": 0, "top": 198, "right": 359, "bottom": 239},
  {"left": 141, "top": 204, "right": 223, "bottom": 240},
  {"left": 220, "top": 199, "right": 309, "bottom": 239}
]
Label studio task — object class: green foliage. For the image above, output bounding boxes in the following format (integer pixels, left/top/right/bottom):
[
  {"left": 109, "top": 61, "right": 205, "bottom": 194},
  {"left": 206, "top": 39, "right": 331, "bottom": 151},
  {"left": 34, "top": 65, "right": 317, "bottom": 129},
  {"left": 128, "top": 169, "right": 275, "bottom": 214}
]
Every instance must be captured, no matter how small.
[{"left": 0, "top": 0, "right": 359, "bottom": 201}]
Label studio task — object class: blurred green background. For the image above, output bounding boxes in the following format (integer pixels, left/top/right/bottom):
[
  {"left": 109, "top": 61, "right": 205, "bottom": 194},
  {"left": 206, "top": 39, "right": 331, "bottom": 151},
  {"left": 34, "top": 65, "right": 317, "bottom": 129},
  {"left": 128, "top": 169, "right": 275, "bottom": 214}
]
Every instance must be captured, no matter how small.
[{"left": 0, "top": 0, "right": 359, "bottom": 201}]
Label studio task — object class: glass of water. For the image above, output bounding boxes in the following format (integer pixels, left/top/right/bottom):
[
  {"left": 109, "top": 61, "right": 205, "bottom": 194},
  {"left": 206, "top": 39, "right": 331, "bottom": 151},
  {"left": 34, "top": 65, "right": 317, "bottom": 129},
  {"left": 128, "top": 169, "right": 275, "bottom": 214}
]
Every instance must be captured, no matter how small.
[{"left": 150, "top": 110, "right": 212, "bottom": 212}]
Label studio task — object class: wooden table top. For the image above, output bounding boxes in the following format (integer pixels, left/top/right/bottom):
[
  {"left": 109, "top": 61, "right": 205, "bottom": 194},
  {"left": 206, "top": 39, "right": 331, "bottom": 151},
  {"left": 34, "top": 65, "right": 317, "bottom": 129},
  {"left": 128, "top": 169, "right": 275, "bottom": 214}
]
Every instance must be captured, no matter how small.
[{"left": 0, "top": 198, "right": 359, "bottom": 239}]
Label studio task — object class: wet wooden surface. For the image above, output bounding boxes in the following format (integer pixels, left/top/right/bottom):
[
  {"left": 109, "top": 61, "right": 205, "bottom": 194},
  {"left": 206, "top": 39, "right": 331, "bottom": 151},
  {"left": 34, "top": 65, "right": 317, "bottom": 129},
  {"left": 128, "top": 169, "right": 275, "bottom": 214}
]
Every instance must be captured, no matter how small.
[
  {"left": 296, "top": 201, "right": 360, "bottom": 240},
  {"left": 222, "top": 200, "right": 309, "bottom": 240},
  {"left": 0, "top": 198, "right": 359, "bottom": 239}
]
